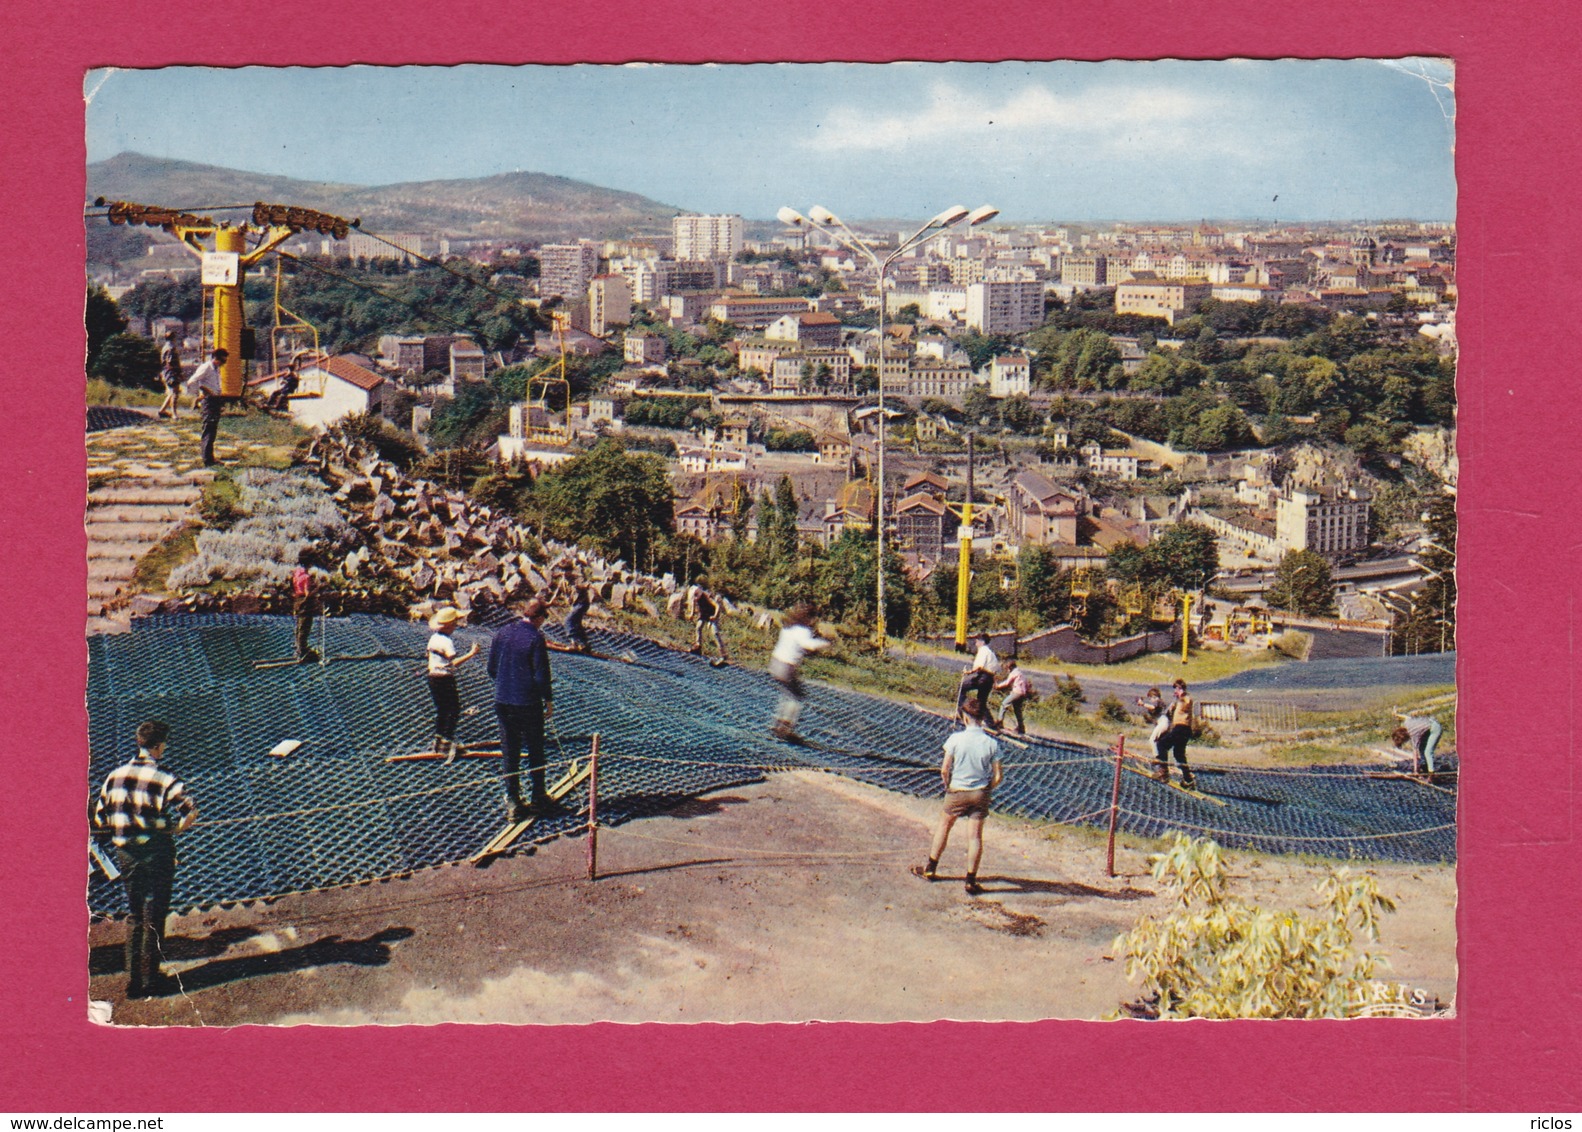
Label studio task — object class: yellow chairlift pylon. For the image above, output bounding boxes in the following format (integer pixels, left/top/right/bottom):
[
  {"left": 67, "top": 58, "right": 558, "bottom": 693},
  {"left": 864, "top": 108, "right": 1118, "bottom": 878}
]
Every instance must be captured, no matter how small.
[{"left": 100, "top": 198, "right": 355, "bottom": 399}]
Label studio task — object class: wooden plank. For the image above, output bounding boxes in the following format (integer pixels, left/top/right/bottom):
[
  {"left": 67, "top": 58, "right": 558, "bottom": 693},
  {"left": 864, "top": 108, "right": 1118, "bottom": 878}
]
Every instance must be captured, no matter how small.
[
  {"left": 470, "top": 817, "right": 537, "bottom": 863},
  {"left": 385, "top": 747, "right": 502, "bottom": 763},
  {"left": 910, "top": 701, "right": 1032, "bottom": 748},
  {"left": 469, "top": 759, "right": 591, "bottom": 864},
  {"left": 89, "top": 840, "right": 121, "bottom": 881},
  {"left": 546, "top": 641, "right": 636, "bottom": 664},
  {"left": 1123, "top": 761, "right": 1229, "bottom": 806},
  {"left": 1365, "top": 770, "right": 1457, "bottom": 793}
]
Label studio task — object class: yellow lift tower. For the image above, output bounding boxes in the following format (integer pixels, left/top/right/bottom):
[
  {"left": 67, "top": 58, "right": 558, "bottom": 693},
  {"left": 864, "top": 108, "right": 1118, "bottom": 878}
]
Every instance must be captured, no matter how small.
[
  {"left": 946, "top": 433, "right": 979, "bottom": 650},
  {"left": 100, "top": 199, "right": 355, "bottom": 398}
]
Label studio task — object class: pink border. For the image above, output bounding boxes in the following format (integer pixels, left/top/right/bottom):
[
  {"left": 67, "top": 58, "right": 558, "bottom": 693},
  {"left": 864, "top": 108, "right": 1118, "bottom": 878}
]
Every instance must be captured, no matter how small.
[{"left": 6, "top": 0, "right": 1576, "bottom": 1111}]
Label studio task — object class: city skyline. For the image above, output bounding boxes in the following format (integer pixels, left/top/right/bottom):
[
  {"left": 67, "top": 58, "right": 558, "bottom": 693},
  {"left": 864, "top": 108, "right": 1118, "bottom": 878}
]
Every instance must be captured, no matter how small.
[{"left": 86, "top": 60, "right": 1455, "bottom": 224}]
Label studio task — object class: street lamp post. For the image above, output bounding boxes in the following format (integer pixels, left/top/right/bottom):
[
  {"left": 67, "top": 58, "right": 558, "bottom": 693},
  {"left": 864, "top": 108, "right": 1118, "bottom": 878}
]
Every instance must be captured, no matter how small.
[
  {"left": 1377, "top": 590, "right": 1413, "bottom": 657},
  {"left": 778, "top": 202, "right": 998, "bottom": 652},
  {"left": 1409, "top": 559, "right": 1452, "bottom": 653}
]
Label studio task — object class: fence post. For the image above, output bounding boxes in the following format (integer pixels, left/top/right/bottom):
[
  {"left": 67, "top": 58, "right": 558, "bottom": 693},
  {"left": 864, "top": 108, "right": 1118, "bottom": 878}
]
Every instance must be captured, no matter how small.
[
  {"left": 1106, "top": 733, "right": 1125, "bottom": 878},
  {"left": 587, "top": 732, "right": 600, "bottom": 882}
]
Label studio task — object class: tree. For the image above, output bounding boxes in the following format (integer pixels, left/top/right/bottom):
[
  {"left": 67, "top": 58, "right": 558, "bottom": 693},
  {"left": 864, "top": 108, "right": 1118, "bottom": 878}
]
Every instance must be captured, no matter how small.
[
  {"left": 1266, "top": 549, "right": 1337, "bottom": 617},
  {"left": 1145, "top": 522, "right": 1220, "bottom": 591},
  {"left": 954, "top": 330, "right": 1017, "bottom": 371},
  {"left": 530, "top": 440, "right": 673, "bottom": 568},
  {"left": 773, "top": 475, "right": 800, "bottom": 560},
  {"left": 1017, "top": 545, "right": 1068, "bottom": 624},
  {"left": 469, "top": 464, "right": 535, "bottom": 516},
  {"left": 764, "top": 428, "right": 816, "bottom": 452},
  {"left": 1028, "top": 326, "right": 1121, "bottom": 391},
  {"left": 1176, "top": 403, "right": 1257, "bottom": 452},
  {"left": 755, "top": 487, "right": 778, "bottom": 550},
  {"left": 816, "top": 528, "right": 912, "bottom": 635},
  {"left": 427, "top": 382, "right": 504, "bottom": 449},
  {"left": 1130, "top": 351, "right": 1210, "bottom": 397},
  {"left": 334, "top": 411, "right": 425, "bottom": 470},
  {"left": 85, "top": 284, "right": 128, "bottom": 368},
  {"left": 1105, "top": 540, "right": 1152, "bottom": 585},
  {"left": 729, "top": 481, "right": 754, "bottom": 544},
  {"left": 998, "top": 394, "right": 1042, "bottom": 434},
  {"left": 961, "top": 386, "right": 993, "bottom": 428},
  {"left": 117, "top": 275, "right": 203, "bottom": 324},
  {"left": 88, "top": 332, "right": 161, "bottom": 389},
  {"left": 1394, "top": 490, "right": 1455, "bottom": 654}
]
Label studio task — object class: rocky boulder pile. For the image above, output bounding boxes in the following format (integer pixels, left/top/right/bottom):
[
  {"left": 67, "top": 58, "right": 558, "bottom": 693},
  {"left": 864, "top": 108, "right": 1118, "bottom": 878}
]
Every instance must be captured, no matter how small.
[{"left": 302, "top": 430, "right": 665, "bottom": 622}]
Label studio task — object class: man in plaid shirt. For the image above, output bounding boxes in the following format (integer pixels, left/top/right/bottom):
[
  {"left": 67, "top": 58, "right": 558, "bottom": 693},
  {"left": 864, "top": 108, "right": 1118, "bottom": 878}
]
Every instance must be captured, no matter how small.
[{"left": 94, "top": 720, "right": 199, "bottom": 998}]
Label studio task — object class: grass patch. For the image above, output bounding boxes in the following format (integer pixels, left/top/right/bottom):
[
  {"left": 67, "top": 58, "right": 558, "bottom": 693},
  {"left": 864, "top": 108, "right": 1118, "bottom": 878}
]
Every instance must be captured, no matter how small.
[
  {"left": 1253, "top": 686, "right": 1457, "bottom": 763},
  {"left": 86, "top": 379, "right": 162, "bottom": 408},
  {"left": 805, "top": 645, "right": 962, "bottom": 706},
  {"left": 131, "top": 522, "right": 198, "bottom": 593},
  {"left": 908, "top": 638, "right": 1283, "bottom": 686},
  {"left": 198, "top": 470, "right": 242, "bottom": 527},
  {"left": 215, "top": 409, "right": 310, "bottom": 469}
]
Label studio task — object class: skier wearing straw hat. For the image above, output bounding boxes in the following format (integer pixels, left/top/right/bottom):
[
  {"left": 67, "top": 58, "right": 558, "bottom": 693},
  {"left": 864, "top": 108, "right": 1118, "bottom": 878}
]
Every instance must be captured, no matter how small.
[{"left": 427, "top": 606, "right": 480, "bottom": 763}]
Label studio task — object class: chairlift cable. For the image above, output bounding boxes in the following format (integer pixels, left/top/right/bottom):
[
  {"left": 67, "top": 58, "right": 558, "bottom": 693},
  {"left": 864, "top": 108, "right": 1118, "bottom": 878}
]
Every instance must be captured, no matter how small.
[
  {"left": 276, "top": 250, "right": 493, "bottom": 349},
  {"left": 350, "top": 224, "right": 542, "bottom": 311}
]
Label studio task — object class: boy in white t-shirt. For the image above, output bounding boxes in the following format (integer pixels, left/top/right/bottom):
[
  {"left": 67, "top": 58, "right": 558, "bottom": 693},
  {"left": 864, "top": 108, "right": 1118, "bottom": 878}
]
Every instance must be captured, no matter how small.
[
  {"left": 768, "top": 602, "right": 828, "bottom": 741},
  {"left": 956, "top": 632, "right": 1000, "bottom": 722},
  {"left": 427, "top": 607, "right": 480, "bottom": 762}
]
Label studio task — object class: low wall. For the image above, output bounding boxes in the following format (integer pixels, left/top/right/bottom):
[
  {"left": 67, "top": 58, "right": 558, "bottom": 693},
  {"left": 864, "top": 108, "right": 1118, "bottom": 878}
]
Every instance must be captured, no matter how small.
[{"left": 921, "top": 622, "right": 1180, "bottom": 665}]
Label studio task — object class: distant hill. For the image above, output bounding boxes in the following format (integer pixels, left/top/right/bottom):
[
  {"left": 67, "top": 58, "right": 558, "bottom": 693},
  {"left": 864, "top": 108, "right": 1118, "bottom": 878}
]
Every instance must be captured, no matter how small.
[{"left": 86, "top": 153, "right": 686, "bottom": 266}]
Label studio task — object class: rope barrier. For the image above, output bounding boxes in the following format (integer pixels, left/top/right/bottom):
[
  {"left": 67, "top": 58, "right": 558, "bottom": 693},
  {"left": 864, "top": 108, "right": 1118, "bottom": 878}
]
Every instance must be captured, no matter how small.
[
  {"left": 1113, "top": 809, "right": 1456, "bottom": 844},
  {"left": 194, "top": 750, "right": 586, "bottom": 829},
  {"left": 1113, "top": 750, "right": 1458, "bottom": 785},
  {"left": 602, "top": 824, "right": 918, "bottom": 861},
  {"left": 198, "top": 740, "right": 1449, "bottom": 845},
  {"left": 611, "top": 749, "right": 932, "bottom": 773}
]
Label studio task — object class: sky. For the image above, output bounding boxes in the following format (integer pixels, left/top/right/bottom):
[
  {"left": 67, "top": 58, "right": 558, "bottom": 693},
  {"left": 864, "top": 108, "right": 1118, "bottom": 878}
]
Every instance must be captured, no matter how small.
[{"left": 84, "top": 60, "right": 1456, "bottom": 223}]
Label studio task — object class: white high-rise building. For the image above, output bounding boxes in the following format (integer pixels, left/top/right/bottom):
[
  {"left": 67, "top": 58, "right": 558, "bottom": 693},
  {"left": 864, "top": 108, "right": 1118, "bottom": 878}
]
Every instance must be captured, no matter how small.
[
  {"left": 672, "top": 214, "right": 744, "bottom": 261},
  {"left": 539, "top": 241, "right": 601, "bottom": 299},
  {"left": 965, "top": 280, "right": 1044, "bottom": 334}
]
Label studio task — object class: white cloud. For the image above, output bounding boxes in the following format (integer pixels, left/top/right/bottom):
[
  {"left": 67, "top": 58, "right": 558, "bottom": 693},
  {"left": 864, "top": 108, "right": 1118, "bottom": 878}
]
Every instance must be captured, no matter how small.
[{"left": 800, "top": 80, "right": 1249, "bottom": 157}]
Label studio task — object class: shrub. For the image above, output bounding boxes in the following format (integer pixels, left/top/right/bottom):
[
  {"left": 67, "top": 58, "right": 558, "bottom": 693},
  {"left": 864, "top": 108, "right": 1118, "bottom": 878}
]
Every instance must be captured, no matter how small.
[
  {"left": 1051, "top": 673, "right": 1085, "bottom": 715},
  {"left": 1269, "top": 630, "right": 1312, "bottom": 660},
  {"left": 1113, "top": 834, "right": 1422, "bottom": 1019},
  {"left": 1096, "top": 693, "right": 1130, "bottom": 724},
  {"left": 764, "top": 428, "right": 816, "bottom": 452},
  {"left": 333, "top": 412, "right": 425, "bottom": 470}
]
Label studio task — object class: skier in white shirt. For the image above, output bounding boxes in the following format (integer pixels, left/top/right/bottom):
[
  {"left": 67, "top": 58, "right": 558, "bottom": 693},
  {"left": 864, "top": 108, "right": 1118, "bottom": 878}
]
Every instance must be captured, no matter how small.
[{"left": 769, "top": 602, "right": 829, "bottom": 742}]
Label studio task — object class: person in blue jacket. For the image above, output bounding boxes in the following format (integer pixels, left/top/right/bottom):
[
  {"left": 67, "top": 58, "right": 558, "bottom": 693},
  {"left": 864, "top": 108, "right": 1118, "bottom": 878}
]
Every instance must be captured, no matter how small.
[{"left": 488, "top": 598, "right": 557, "bottom": 822}]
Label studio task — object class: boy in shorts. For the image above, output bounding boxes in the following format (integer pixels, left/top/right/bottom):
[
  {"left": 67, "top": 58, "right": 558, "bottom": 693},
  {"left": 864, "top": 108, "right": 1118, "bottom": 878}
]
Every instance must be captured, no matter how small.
[{"left": 912, "top": 700, "right": 1004, "bottom": 895}]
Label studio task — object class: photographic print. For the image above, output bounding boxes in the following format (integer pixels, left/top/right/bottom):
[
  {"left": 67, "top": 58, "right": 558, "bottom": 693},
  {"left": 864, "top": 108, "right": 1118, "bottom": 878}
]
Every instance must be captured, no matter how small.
[{"left": 83, "top": 59, "right": 1458, "bottom": 1027}]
